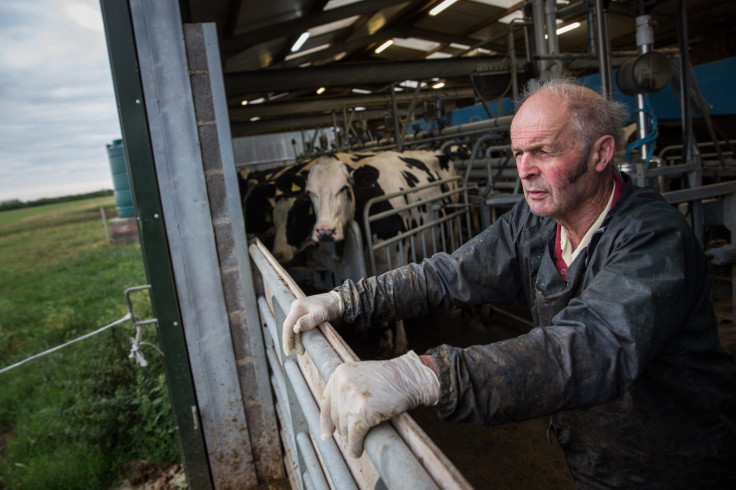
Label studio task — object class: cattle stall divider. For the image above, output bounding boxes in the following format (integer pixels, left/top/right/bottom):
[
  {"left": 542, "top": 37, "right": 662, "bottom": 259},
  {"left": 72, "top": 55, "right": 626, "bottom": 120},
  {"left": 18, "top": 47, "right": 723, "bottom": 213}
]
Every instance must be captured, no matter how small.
[
  {"left": 249, "top": 239, "right": 474, "bottom": 490},
  {"left": 362, "top": 176, "right": 473, "bottom": 275}
]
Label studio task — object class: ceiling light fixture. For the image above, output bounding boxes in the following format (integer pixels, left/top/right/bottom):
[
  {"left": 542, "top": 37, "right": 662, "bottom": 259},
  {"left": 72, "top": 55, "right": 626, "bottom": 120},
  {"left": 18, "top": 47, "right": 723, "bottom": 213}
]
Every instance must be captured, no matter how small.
[
  {"left": 375, "top": 39, "right": 393, "bottom": 54},
  {"left": 556, "top": 21, "right": 581, "bottom": 35},
  {"left": 352, "top": 88, "right": 372, "bottom": 94},
  {"left": 291, "top": 32, "right": 310, "bottom": 52},
  {"left": 316, "top": 87, "right": 326, "bottom": 95},
  {"left": 432, "top": 81, "right": 446, "bottom": 89},
  {"left": 429, "top": 0, "right": 458, "bottom": 16},
  {"left": 240, "top": 100, "right": 248, "bottom": 106}
]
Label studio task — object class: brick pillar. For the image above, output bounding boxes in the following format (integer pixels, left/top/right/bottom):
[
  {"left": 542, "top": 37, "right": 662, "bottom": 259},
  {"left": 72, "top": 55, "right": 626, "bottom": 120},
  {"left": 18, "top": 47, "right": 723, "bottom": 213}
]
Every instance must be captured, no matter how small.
[{"left": 183, "top": 23, "right": 285, "bottom": 484}]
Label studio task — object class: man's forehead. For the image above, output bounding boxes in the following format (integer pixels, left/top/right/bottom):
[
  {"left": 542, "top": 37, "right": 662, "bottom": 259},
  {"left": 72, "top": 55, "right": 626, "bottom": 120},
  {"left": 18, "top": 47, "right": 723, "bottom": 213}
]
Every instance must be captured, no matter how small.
[{"left": 510, "top": 105, "right": 570, "bottom": 147}]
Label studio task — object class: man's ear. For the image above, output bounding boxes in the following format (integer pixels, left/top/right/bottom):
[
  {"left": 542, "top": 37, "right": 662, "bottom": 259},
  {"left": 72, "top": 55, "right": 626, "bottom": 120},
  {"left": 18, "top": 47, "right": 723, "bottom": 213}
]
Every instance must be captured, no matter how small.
[{"left": 593, "top": 135, "right": 616, "bottom": 172}]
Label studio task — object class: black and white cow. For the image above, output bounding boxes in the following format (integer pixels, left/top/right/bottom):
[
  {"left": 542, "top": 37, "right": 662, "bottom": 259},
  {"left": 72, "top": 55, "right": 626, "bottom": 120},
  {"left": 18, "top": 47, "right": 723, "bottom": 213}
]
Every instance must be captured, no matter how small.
[
  {"left": 305, "top": 150, "right": 458, "bottom": 353},
  {"left": 307, "top": 150, "right": 457, "bottom": 268},
  {"left": 270, "top": 152, "right": 375, "bottom": 263}
]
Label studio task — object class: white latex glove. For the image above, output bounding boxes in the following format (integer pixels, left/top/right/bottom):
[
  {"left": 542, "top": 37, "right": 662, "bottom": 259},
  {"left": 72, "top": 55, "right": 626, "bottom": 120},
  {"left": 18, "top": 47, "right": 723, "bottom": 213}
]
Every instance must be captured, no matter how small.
[
  {"left": 320, "top": 350, "right": 440, "bottom": 458},
  {"left": 282, "top": 291, "right": 343, "bottom": 355}
]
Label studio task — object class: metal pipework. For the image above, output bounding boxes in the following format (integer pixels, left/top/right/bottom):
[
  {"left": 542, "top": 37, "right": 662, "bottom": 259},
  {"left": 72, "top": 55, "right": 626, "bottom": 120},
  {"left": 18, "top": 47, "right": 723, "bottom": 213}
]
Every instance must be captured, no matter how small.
[
  {"left": 635, "top": 14, "right": 655, "bottom": 169},
  {"left": 545, "top": 0, "right": 561, "bottom": 78},
  {"left": 594, "top": 0, "right": 614, "bottom": 98},
  {"left": 532, "top": 0, "right": 549, "bottom": 77}
]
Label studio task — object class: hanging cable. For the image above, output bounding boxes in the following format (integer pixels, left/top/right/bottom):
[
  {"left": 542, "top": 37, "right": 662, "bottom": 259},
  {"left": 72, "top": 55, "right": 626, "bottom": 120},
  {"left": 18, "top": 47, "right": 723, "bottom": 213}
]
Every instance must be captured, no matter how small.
[{"left": 626, "top": 97, "right": 659, "bottom": 167}]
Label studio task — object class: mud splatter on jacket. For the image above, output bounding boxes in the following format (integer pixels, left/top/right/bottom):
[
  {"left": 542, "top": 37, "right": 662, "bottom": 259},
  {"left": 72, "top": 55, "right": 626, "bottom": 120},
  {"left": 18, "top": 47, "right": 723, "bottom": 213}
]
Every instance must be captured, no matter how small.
[{"left": 336, "top": 176, "right": 736, "bottom": 488}]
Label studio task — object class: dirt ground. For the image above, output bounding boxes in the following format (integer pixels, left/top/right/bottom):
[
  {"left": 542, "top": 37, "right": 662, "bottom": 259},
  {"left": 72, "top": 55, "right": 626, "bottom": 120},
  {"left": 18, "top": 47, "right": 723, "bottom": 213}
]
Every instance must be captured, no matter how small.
[{"left": 116, "top": 462, "right": 187, "bottom": 489}]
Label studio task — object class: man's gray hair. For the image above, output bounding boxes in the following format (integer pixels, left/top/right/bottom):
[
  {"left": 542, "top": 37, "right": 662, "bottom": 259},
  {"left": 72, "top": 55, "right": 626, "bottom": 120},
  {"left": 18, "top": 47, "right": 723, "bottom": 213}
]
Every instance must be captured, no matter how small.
[{"left": 519, "top": 79, "right": 630, "bottom": 162}]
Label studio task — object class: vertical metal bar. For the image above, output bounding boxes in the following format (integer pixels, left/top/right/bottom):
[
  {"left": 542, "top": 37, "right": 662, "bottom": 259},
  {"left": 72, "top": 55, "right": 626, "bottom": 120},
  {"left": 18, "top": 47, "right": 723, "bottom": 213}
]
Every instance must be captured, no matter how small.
[
  {"left": 439, "top": 219, "right": 447, "bottom": 251},
  {"left": 284, "top": 360, "right": 359, "bottom": 490},
  {"left": 677, "top": 0, "right": 704, "bottom": 246},
  {"left": 594, "top": 0, "right": 614, "bottom": 99},
  {"left": 391, "top": 82, "right": 403, "bottom": 151},
  {"left": 544, "top": 0, "right": 561, "bottom": 78},
  {"left": 448, "top": 218, "right": 456, "bottom": 251},
  {"left": 296, "top": 432, "right": 331, "bottom": 490},
  {"left": 531, "top": 0, "right": 549, "bottom": 77},
  {"left": 98, "top": 1, "right": 212, "bottom": 487}
]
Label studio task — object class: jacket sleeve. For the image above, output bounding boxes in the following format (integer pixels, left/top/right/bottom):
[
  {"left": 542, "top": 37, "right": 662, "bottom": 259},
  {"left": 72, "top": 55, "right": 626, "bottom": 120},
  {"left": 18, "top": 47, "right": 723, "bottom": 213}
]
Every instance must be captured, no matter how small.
[
  {"left": 427, "top": 196, "right": 711, "bottom": 426},
  {"left": 335, "top": 205, "right": 530, "bottom": 326}
]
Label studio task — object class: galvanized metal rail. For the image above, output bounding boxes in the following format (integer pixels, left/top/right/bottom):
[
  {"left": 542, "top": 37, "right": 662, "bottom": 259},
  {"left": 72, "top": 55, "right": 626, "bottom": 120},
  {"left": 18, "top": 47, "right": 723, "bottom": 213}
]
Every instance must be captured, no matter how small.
[
  {"left": 249, "top": 239, "right": 473, "bottom": 490},
  {"left": 362, "top": 176, "right": 473, "bottom": 275}
]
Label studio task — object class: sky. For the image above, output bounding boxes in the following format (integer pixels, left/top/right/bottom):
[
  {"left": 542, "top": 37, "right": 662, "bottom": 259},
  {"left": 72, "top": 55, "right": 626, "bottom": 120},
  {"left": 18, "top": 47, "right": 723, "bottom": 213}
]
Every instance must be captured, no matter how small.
[{"left": 0, "top": 0, "right": 121, "bottom": 202}]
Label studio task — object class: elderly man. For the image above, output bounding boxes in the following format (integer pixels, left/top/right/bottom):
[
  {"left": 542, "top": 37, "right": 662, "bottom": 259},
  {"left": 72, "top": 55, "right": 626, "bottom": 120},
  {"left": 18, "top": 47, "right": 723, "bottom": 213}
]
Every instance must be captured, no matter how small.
[{"left": 282, "top": 81, "right": 736, "bottom": 487}]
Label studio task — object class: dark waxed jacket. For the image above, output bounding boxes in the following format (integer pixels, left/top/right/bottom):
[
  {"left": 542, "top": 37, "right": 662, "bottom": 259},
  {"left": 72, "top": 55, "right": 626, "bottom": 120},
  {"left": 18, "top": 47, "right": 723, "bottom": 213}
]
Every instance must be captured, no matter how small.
[{"left": 336, "top": 175, "right": 736, "bottom": 488}]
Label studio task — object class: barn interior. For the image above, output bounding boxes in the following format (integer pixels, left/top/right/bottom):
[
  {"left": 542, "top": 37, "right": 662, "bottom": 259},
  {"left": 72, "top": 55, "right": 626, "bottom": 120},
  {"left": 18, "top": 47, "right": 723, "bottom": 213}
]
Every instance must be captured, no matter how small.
[{"left": 102, "top": 0, "right": 736, "bottom": 488}]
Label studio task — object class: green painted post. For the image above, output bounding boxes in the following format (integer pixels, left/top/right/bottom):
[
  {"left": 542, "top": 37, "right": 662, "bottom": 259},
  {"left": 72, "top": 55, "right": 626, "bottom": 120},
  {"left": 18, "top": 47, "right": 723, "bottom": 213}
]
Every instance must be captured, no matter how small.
[{"left": 98, "top": 1, "right": 213, "bottom": 487}]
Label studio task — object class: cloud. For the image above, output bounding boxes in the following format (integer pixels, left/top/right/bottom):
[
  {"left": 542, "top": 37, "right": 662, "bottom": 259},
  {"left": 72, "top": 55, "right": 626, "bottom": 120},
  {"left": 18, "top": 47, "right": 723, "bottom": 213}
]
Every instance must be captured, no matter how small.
[{"left": 0, "top": 0, "right": 121, "bottom": 202}]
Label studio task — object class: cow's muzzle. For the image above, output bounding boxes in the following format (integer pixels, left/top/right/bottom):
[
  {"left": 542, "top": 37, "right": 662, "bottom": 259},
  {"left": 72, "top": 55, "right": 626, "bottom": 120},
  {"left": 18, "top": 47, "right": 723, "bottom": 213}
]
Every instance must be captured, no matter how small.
[{"left": 316, "top": 227, "right": 336, "bottom": 242}]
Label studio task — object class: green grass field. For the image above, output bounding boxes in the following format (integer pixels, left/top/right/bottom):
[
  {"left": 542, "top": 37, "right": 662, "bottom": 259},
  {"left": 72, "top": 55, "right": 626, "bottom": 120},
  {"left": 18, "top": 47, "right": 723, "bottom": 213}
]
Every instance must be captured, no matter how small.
[{"left": 0, "top": 197, "right": 180, "bottom": 488}]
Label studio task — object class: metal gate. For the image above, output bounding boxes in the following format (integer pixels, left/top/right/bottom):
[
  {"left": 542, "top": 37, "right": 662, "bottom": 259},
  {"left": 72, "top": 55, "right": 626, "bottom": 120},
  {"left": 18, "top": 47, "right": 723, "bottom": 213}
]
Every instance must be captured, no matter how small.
[{"left": 249, "top": 239, "right": 473, "bottom": 490}]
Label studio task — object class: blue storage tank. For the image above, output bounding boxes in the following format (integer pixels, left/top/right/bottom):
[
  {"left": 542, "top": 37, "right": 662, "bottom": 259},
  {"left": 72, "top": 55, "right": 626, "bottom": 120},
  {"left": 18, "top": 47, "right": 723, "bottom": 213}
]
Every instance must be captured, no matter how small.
[{"left": 106, "top": 139, "right": 135, "bottom": 218}]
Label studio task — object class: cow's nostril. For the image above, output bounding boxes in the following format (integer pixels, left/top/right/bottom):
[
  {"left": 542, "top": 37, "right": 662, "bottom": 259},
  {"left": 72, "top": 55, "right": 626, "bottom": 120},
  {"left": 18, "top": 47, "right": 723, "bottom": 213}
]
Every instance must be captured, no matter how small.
[{"left": 317, "top": 227, "right": 336, "bottom": 242}]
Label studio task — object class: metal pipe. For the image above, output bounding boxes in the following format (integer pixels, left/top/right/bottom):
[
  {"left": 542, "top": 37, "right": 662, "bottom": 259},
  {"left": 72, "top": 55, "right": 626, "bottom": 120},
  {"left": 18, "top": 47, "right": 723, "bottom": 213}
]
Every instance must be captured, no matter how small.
[
  {"left": 249, "top": 243, "right": 440, "bottom": 489},
  {"left": 391, "top": 83, "right": 403, "bottom": 152},
  {"left": 296, "top": 432, "right": 331, "bottom": 490},
  {"left": 545, "top": 0, "right": 561, "bottom": 78},
  {"left": 284, "top": 359, "right": 358, "bottom": 490},
  {"left": 677, "top": 0, "right": 704, "bottom": 246},
  {"left": 531, "top": 0, "right": 549, "bottom": 77},
  {"left": 508, "top": 20, "right": 533, "bottom": 106},
  {"left": 594, "top": 0, "right": 613, "bottom": 98},
  {"left": 635, "top": 15, "right": 654, "bottom": 167}
]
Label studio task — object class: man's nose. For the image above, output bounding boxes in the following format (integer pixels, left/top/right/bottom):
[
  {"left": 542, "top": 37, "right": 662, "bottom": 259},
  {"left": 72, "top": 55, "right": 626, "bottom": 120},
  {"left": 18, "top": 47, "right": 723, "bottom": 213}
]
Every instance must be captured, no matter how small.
[{"left": 516, "top": 155, "right": 537, "bottom": 179}]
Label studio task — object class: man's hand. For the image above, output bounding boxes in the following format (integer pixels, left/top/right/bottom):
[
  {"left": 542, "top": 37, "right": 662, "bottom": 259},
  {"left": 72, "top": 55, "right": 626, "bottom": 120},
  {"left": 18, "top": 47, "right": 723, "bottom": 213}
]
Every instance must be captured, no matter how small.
[
  {"left": 282, "top": 291, "right": 343, "bottom": 355},
  {"left": 320, "top": 351, "right": 440, "bottom": 458}
]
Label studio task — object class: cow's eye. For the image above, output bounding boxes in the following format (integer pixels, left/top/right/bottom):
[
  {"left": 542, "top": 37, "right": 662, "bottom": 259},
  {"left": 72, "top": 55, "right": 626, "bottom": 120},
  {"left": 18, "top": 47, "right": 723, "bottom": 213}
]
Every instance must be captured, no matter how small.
[{"left": 339, "top": 185, "right": 350, "bottom": 194}]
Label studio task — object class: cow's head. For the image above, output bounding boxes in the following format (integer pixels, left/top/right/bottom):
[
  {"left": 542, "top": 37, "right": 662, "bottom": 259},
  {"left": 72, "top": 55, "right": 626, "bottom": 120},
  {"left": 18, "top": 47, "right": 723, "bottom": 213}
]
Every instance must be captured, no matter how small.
[{"left": 306, "top": 156, "right": 356, "bottom": 243}]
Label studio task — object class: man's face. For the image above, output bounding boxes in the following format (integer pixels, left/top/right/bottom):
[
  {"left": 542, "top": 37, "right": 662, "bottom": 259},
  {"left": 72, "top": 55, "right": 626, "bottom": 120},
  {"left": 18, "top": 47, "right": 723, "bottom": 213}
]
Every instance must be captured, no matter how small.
[{"left": 510, "top": 93, "right": 598, "bottom": 225}]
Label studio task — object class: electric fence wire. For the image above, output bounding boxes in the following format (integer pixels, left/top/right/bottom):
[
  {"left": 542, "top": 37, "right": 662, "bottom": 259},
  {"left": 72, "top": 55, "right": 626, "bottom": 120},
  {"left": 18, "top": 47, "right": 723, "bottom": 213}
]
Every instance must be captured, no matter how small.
[
  {"left": 0, "top": 314, "right": 133, "bottom": 375},
  {"left": 1, "top": 286, "right": 158, "bottom": 375}
]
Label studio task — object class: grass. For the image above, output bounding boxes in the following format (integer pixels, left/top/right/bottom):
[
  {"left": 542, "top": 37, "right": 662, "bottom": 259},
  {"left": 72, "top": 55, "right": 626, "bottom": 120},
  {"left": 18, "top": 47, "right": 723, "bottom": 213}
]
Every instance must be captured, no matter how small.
[{"left": 0, "top": 197, "right": 180, "bottom": 489}]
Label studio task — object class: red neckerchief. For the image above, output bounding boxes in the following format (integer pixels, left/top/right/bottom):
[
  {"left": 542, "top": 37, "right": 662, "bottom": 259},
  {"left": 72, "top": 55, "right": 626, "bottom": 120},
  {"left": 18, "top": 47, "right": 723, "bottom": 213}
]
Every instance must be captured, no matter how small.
[{"left": 553, "top": 173, "right": 625, "bottom": 282}]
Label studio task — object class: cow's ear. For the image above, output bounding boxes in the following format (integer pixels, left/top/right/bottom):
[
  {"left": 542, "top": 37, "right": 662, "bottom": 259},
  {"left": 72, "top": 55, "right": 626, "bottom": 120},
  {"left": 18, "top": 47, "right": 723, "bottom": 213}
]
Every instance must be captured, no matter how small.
[
  {"left": 351, "top": 165, "right": 379, "bottom": 188},
  {"left": 275, "top": 174, "right": 306, "bottom": 196}
]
